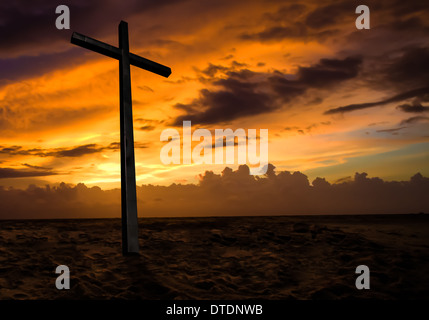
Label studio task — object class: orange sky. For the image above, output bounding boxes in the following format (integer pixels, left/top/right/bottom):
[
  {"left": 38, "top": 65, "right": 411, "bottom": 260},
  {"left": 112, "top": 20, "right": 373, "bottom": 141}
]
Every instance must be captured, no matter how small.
[{"left": 0, "top": 0, "right": 428, "bottom": 195}]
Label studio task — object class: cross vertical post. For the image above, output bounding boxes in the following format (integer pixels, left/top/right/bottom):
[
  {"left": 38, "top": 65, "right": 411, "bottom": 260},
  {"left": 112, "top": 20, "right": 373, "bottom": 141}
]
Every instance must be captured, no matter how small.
[
  {"left": 119, "top": 21, "right": 139, "bottom": 255},
  {"left": 70, "top": 21, "right": 171, "bottom": 256}
]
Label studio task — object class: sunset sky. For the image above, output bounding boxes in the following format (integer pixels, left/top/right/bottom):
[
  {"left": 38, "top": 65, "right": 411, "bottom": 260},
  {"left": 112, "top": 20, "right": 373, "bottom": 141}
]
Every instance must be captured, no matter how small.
[{"left": 0, "top": 0, "right": 428, "bottom": 218}]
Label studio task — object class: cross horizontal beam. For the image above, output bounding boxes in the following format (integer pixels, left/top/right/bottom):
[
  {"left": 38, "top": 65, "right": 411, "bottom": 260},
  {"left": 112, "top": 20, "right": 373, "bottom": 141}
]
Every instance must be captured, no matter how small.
[{"left": 71, "top": 32, "right": 171, "bottom": 78}]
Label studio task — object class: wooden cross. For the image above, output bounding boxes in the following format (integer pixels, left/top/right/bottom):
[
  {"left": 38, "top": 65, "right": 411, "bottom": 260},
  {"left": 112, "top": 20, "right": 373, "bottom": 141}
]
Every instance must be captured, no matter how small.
[{"left": 71, "top": 21, "right": 171, "bottom": 255}]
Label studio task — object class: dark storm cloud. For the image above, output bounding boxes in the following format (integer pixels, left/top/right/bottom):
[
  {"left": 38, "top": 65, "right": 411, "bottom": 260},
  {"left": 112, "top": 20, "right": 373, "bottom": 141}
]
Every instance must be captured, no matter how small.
[
  {"left": 0, "top": 48, "right": 94, "bottom": 83},
  {"left": 266, "top": 75, "right": 306, "bottom": 103},
  {"left": 397, "top": 102, "right": 429, "bottom": 113},
  {"left": 325, "top": 87, "right": 429, "bottom": 115},
  {"left": 296, "top": 57, "right": 361, "bottom": 88},
  {"left": 376, "top": 127, "right": 407, "bottom": 133},
  {"left": 22, "top": 163, "right": 52, "bottom": 170},
  {"left": 240, "top": 0, "right": 429, "bottom": 66},
  {"left": 0, "top": 142, "right": 148, "bottom": 158},
  {"left": 0, "top": 1, "right": 70, "bottom": 56},
  {"left": 305, "top": 1, "right": 352, "bottom": 29},
  {"left": 53, "top": 144, "right": 105, "bottom": 157},
  {"left": 383, "top": 47, "right": 429, "bottom": 89},
  {"left": 333, "top": 176, "right": 352, "bottom": 184},
  {"left": 0, "top": 146, "right": 24, "bottom": 155},
  {"left": 173, "top": 56, "right": 362, "bottom": 125},
  {"left": 297, "top": 0, "right": 425, "bottom": 34},
  {"left": 0, "top": 0, "right": 181, "bottom": 57},
  {"left": 137, "top": 86, "right": 154, "bottom": 92},
  {"left": 1, "top": 164, "right": 428, "bottom": 218},
  {"left": 139, "top": 125, "right": 156, "bottom": 131},
  {"left": 390, "top": 0, "right": 429, "bottom": 17},
  {"left": 400, "top": 116, "right": 429, "bottom": 125},
  {"left": 173, "top": 75, "right": 275, "bottom": 125},
  {"left": 197, "top": 61, "right": 249, "bottom": 80},
  {"left": 263, "top": 3, "right": 308, "bottom": 22},
  {"left": 135, "top": 118, "right": 164, "bottom": 131},
  {"left": 201, "top": 63, "right": 231, "bottom": 77},
  {"left": 324, "top": 44, "right": 429, "bottom": 115},
  {"left": 239, "top": 2, "right": 346, "bottom": 43},
  {"left": 391, "top": 16, "right": 429, "bottom": 32},
  {"left": 0, "top": 1, "right": 99, "bottom": 58},
  {"left": 0, "top": 144, "right": 100, "bottom": 157},
  {"left": 283, "top": 121, "right": 331, "bottom": 135},
  {"left": 0, "top": 104, "right": 110, "bottom": 134},
  {"left": 284, "top": 126, "right": 299, "bottom": 131},
  {"left": 211, "top": 138, "right": 239, "bottom": 149},
  {"left": 241, "top": 23, "right": 308, "bottom": 41},
  {"left": 0, "top": 167, "right": 56, "bottom": 179},
  {"left": 0, "top": 0, "right": 183, "bottom": 82}
]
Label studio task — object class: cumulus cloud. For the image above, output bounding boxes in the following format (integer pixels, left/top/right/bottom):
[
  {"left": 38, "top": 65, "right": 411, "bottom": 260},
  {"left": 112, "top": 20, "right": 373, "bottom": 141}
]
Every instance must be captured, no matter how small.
[
  {"left": 0, "top": 183, "right": 120, "bottom": 219},
  {"left": 1, "top": 164, "right": 428, "bottom": 219}
]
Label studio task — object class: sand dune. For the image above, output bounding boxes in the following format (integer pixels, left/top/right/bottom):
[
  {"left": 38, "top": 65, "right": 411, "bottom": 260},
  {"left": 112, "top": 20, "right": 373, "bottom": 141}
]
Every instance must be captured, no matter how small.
[{"left": 0, "top": 214, "right": 428, "bottom": 299}]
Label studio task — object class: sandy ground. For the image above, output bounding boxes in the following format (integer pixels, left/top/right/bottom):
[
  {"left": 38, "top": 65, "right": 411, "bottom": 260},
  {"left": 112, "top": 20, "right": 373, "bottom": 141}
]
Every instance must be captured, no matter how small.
[{"left": 0, "top": 214, "right": 428, "bottom": 299}]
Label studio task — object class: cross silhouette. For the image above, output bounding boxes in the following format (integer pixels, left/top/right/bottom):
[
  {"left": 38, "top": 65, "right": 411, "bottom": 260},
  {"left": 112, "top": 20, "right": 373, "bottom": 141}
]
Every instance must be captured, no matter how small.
[{"left": 71, "top": 21, "right": 171, "bottom": 255}]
